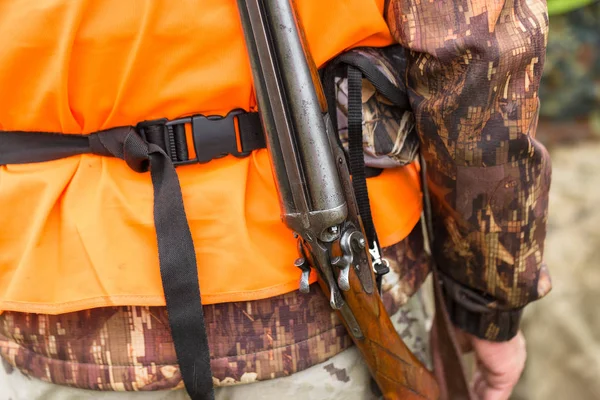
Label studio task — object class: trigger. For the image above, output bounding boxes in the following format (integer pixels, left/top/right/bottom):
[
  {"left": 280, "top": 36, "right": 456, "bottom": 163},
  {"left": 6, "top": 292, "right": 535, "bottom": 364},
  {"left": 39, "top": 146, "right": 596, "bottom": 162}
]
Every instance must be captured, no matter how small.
[
  {"left": 332, "top": 256, "right": 350, "bottom": 291},
  {"left": 294, "top": 257, "right": 312, "bottom": 293}
]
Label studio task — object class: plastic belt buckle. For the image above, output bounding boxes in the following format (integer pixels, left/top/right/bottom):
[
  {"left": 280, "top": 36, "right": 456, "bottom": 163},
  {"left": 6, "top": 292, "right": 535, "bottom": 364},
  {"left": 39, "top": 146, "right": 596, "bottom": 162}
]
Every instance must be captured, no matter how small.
[{"left": 137, "top": 109, "right": 250, "bottom": 167}]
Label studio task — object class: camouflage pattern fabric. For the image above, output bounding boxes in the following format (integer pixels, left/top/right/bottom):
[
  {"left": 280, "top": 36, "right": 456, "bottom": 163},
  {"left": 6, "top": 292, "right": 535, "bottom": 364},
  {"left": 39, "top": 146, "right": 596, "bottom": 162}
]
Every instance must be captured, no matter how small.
[
  {"left": 0, "top": 281, "right": 433, "bottom": 400},
  {"left": 335, "top": 46, "right": 420, "bottom": 169},
  {"left": 385, "top": 0, "right": 553, "bottom": 340},
  {"left": 539, "top": 1, "right": 600, "bottom": 121},
  {"left": 0, "top": 223, "right": 431, "bottom": 392}
]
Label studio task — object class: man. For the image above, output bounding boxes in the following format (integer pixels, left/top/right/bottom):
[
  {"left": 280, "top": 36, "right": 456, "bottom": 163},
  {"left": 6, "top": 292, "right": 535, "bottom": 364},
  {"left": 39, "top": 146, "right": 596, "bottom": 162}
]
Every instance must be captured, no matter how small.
[{"left": 0, "top": 0, "right": 551, "bottom": 399}]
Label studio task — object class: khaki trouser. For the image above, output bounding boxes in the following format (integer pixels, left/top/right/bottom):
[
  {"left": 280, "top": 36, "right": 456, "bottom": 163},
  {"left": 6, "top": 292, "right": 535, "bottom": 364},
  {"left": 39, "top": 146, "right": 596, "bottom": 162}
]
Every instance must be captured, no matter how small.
[{"left": 0, "top": 282, "right": 433, "bottom": 400}]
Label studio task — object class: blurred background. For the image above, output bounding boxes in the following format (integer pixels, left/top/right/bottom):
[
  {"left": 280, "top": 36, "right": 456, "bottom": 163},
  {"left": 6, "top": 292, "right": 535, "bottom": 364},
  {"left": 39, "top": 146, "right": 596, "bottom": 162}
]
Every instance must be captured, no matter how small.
[{"left": 511, "top": 1, "right": 600, "bottom": 399}]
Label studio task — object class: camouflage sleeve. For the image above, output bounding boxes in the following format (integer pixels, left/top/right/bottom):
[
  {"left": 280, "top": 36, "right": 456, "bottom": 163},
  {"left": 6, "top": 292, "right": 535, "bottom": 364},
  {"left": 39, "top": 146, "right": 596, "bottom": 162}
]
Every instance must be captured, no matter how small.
[{"left": 385, "top": 0, "right": 553, "bottom": 341}]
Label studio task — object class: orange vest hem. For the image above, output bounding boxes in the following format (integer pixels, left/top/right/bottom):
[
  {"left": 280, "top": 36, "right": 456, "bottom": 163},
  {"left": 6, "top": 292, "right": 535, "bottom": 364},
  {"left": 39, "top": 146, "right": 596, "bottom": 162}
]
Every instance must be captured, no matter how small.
[
  {"left": 0, "top": 204, "right": 422, "bottom": 317},
  {"left": 0, "top": 273, "right": 320, "bottom": 315},
  {"left": 0, "top": 203, "right": 422, "bottom": 316}
]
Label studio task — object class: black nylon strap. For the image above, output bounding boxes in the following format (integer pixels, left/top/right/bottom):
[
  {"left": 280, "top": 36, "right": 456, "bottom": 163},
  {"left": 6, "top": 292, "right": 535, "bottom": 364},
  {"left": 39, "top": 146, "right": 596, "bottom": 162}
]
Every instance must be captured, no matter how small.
[
  {"left": 1, "top": 128, "right": 215, "bottom": 400},
  {"left": 1, "top": 130, "right": 91, "bottom": 164},
  {"left": 335, "top": 52, "right": 409, "bottom": 109},
  {"left": 347, "top": 67, "right": 374, "bottom": 244},
  {"left": 347, "top": 66, "right": 388, "bottom": 291},
  {"left": 146, "top": 147, "right": 214, "bottom": 400},
  {"left": 173, "top": 124, "right": 189, "bottom": 161},
  {"left": 98, "top": 129, "right": 214, "bottom": 399}
]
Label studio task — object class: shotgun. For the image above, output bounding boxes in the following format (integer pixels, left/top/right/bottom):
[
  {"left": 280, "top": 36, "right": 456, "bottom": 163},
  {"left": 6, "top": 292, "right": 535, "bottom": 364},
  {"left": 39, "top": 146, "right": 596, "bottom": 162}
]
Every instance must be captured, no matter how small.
[{"left": 236, "top": 1, "right": 439, "bottom": 398}]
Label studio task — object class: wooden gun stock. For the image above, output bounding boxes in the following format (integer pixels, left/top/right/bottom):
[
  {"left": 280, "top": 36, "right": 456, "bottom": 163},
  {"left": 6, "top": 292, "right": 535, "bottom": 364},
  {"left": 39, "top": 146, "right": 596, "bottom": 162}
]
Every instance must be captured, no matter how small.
[{"left": 320, "top": 272, "right": 439, "bottom": 400}]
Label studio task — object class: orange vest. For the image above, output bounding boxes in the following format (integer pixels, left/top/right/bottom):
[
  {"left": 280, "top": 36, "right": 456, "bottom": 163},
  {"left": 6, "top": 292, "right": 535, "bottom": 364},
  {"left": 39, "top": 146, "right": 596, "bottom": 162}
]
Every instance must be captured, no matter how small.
[{"left": 0, "top": 0, "right": 422, "bottom": 315}]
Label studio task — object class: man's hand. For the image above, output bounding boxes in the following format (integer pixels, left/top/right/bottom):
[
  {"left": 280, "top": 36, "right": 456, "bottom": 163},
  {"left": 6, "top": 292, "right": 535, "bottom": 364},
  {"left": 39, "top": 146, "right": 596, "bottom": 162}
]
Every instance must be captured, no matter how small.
[{"left": 457, "top": 329, "right": 527, "bottom": 400}]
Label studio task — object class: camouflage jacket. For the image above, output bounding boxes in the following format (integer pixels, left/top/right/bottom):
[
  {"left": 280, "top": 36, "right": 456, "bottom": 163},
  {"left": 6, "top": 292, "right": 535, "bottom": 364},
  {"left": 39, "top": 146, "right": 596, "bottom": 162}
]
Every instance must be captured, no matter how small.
[{"left": 386, "top": 0, "right": 552, "bottom": 341}]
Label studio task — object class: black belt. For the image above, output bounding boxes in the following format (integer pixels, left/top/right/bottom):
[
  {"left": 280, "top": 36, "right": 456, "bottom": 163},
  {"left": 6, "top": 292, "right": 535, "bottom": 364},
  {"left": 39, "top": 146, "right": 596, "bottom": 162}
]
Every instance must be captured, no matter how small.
[
  {"left": 0, "top": 110, "right": 264, "bottom": 400},
  {"left": 0, "top": 109, "right": 265, "bottom": 166}
]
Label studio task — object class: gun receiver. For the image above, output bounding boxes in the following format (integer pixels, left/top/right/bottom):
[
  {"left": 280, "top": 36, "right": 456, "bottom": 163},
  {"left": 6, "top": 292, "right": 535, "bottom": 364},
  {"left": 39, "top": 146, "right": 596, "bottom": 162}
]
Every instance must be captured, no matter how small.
[{"left": 236, "top": 1, "right": 440, "bottom": 398}]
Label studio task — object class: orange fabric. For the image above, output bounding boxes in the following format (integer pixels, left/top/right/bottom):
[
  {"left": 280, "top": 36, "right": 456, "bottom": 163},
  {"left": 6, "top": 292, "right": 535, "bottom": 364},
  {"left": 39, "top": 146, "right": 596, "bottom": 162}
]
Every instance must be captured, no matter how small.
[{"left": 0, "top": 0, "right": 422, "bottom": 314}]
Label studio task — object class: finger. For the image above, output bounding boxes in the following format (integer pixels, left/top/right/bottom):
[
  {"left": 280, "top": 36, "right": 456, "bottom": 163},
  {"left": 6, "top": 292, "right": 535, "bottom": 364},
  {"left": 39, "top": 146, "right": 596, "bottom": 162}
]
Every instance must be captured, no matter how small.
[
  {"left": 472, "top": 370, "right": 486, "bottom": 399},
  {"left": 476, "top": 360, "right": 523, "bottom": 400},
  {"left": 473, "top": 332, "right": 527, "bottom": 385},
  {"left": 473, "top": 369, "right": 513, "bottom": 400},
  {"left": 483, "top": 352, "right": 526, "bottom": 392},
  {"left": 475, "top": 363, "right": 522, "bottom": 400},
  {"left": 481, "top": 386, "right": 513, "bottom": 400}
]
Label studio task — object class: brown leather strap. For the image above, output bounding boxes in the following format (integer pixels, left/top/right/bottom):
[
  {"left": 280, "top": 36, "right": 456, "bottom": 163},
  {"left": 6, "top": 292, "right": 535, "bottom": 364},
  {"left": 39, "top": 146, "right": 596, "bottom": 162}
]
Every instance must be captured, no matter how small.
[
  {"left": 430, "top": 268, "right": 476, "bottom": 400},
  {"left": 418, "top": 152, "right": 476, "bottom": 400}
]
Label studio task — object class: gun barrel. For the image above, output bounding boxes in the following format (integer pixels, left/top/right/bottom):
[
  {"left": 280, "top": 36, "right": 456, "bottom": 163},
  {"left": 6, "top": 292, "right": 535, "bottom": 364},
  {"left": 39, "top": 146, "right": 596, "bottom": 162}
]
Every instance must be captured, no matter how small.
[{"left": 237, "top": 0, "right": 346, "bottom": 233}]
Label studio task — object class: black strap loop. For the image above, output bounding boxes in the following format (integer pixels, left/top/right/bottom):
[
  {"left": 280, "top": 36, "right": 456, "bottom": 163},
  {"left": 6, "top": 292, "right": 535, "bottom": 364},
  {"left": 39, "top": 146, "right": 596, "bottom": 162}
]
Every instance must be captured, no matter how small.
[{"left": 347, "top": 66, "right": 389, "bottom": 292}]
